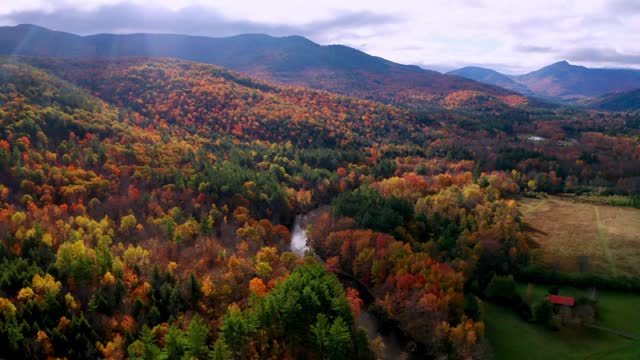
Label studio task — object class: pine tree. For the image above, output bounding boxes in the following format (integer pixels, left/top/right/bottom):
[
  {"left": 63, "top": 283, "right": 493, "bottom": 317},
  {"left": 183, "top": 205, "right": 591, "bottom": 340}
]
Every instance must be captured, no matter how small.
[
  {"left": 188, "top": 273, "right": 202, "bottom": 308},
  {"left": 163, "top": 325, "right": 185, "bottom": 360},
  {"left": 185, "top": 315, "right": 209, "bottom": 359},
  {"left": 327, "top": 317, "right": 351, "bottom": 360},
  {"left": 210, "top": 338, "right": 233, "bottom": 360}
]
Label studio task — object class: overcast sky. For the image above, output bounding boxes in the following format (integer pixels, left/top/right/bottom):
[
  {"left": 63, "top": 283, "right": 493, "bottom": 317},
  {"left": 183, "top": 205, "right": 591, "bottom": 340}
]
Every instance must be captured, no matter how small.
[{"left": 1, "top": 0, "right": 639, "bottom": 73}]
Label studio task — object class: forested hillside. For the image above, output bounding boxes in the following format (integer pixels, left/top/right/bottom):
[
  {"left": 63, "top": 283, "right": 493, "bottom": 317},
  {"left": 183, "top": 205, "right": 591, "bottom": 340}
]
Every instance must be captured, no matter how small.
[
  {"left": 0, "top": 25, "right": 526, "bottom": 110},
  {"left": 585, "top": 89, "right": 640, "bottom": 111},
  {"left": 22, "top": 57, "right": 420, "bottom": 148},
  {"left": 0, "top": 57, "right": 639, "bottom": 359}
]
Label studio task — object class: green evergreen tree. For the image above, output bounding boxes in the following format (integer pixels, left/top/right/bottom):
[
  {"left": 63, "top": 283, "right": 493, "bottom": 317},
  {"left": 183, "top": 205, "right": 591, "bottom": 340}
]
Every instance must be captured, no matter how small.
[
  {"left": 186, "top": 315, "right": 209, "bottom": 359},
  {"left": 210, "top": 338, "right": 233, "bottom": 360},
  {"left": 327, "top": 317, "right": 351, "bottom": 360},
  {"left": 188, "top": 273, "right": 202, "bottom": 308},
  {"left": 163, "top": 325, "right": 185, "bottom": 360},
  {"left": 128, "top": 326, "right": 163, "bottom": 360}
]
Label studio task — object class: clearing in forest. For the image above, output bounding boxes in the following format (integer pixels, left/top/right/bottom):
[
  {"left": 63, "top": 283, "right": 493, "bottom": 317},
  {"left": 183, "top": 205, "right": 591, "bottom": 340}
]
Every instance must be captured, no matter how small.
[{"left": 519, "top": 196, "right": 640, "bottom": 277}]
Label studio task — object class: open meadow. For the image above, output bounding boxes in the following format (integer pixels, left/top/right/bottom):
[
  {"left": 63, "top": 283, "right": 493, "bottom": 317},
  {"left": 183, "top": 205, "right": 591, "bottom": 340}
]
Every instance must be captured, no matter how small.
[{"left": 519, "top": 196, "right": 640, "bottom": 277}]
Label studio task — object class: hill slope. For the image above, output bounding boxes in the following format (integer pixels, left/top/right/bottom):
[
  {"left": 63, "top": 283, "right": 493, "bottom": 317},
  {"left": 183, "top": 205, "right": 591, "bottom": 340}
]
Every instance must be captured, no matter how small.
[
  {"left": 21, "top": 56, "right": 426, "bottom": 148},
  {"left": 585, "top": 89, "right": 640, "bottom": 111},
  {"left": 0, "top": 24, "right": 523, "bottom": 109}
]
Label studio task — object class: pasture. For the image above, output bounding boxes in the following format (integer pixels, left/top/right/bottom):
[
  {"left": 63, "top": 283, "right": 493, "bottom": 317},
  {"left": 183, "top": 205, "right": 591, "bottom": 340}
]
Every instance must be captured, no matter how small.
[
  {"left": 519, "top": 196, "right": 640, "bottom": 277},
  {"left": 485, "top": 284, "right": 640, "bottom": 360}
]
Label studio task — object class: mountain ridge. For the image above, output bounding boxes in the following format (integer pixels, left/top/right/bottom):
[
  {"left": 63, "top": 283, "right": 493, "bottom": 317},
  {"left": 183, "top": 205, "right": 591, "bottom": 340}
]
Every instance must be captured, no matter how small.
[
  {"left": 447, "top": 66, "right": 534, "bottom": 95},
  {"left": 0, "top": 24, "right": 522, "bottom": 109},
  {"left": 448, "top": 61, "right": 640, "bottom": 103}
]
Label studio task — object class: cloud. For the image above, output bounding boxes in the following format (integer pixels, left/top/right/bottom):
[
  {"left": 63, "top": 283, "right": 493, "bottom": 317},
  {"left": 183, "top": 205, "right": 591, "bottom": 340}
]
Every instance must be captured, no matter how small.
[
  {"left": 514, "top": 45, "right": 554, "bottom": 53},
  {"left": 1, "top": 4, "right": 290, "bottom": 36},
  {"left": 0, "top": 3, "right": 400, "bottom": 39},
  {"left": 460, "top": 0, "right": 486, "bottom": 8},
  {"left": 306, "top": 11, "right": 400, "bottom": 34},
  {"left": 508, "top": 16, "right": 564, "bottom": 36},
  {"left": 609, "top": 0, "right": 640, "bottom": 14},
  {"left": 564, "top": 48, "right": 640, "bottom": 65},
  {"left": 1, "top": 0, "right": 640, "bottom": 73},
  {"left": 578, "top": 15, "right": 622, "bottom": 27}
]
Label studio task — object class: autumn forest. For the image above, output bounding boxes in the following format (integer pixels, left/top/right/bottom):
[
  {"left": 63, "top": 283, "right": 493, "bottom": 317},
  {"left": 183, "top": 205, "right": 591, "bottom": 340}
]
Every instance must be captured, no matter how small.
[{"left": 0, "top": 51, "right": 639, "bottom": 360}]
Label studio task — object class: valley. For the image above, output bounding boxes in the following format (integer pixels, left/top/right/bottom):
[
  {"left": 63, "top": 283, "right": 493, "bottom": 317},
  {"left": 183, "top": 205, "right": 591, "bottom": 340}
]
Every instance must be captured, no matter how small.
[{"left": 0, "top": 13, "right": 639, "bottom": 360}]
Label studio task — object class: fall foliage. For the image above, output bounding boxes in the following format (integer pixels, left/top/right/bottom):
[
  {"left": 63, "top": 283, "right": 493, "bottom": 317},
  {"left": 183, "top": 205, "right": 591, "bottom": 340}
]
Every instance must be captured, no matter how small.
[{"left": 0, "top": 56, "right": 638, "bottom": 359}]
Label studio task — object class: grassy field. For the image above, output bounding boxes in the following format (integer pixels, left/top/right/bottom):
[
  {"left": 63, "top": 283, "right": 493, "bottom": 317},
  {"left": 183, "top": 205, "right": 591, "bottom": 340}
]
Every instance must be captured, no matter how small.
[
  {"left": 485, "top": 303, "right": 639, "bottom": 360},
  {"left": 519, "top": 196, "right": 640, "bottom": 277},
  {"left": 485, "top": 284, "right": 640, "bottom": 359}
]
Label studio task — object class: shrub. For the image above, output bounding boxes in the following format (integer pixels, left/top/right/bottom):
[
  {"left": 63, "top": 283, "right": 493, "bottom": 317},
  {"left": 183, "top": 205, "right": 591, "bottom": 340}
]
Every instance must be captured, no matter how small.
[
  {"left": 485, "top": 274, "right": 518, "bottom": 304},
  {"left": 533, "top": 300, "right": 554, "bottom": 328}
]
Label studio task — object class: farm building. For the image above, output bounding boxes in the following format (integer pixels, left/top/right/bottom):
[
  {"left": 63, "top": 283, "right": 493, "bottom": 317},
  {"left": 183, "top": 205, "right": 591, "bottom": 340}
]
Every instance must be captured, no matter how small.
[{"left": 546, "top": 295, "right": 576, "bottom": 307}]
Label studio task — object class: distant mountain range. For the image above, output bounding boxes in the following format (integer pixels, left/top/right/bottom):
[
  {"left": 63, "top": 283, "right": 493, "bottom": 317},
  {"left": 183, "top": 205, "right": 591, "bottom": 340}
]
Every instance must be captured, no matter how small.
[
  {"left": 448, "top": 61, "right": 640, "bottom": 105},
  {"left": 0, "top": 24, "right": 522, "bottom": 109},
  {"left": 447, "top": 67, "right": 534, "bottom": 96}
]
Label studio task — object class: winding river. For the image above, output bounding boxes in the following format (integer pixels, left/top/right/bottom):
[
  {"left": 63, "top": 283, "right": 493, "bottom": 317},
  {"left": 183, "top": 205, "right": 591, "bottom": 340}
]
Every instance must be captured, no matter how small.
[
  {"left": 290, "top": 209, "right": 407, "bottom": 359},
  {"left": 290, "top": 212, "right": 312, "bottom": 256}
]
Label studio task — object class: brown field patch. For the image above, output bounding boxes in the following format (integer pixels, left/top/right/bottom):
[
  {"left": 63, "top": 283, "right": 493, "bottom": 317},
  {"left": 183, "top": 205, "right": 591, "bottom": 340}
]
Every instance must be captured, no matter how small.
[{"left": 519, "top": 196, "right": 640, "bottom": 277}]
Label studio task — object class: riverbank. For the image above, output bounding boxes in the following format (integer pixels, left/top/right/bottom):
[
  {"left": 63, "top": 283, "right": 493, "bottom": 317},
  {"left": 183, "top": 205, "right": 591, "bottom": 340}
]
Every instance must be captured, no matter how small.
[{"left": 289, "top": 208, "right": 418, "bottom": 359}]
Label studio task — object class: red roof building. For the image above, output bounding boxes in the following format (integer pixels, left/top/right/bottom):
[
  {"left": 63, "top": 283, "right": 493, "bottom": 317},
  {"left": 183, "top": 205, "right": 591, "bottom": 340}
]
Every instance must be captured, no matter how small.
[{"left": 546, "top": 295, "right": 575, "bottom": 306}]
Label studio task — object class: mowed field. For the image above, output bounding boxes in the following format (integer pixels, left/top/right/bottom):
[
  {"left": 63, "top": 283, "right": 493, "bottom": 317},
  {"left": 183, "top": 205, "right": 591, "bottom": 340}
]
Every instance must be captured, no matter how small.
[
  {"left": 519, "top": 196, "right": 640, "bottom": 277},
  {"left": 486, "top": 302, "right": 640, "bottom": 360}
]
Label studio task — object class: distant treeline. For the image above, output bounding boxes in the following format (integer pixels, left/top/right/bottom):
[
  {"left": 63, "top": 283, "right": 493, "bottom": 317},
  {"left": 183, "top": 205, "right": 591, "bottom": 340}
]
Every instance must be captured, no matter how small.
[{"left": 517, "top": 266, "right": 640, "bottom": 293}]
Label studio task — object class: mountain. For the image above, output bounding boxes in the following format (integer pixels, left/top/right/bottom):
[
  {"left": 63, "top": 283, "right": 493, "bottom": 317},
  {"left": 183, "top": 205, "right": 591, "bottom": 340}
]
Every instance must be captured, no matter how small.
[
  {"left": 448, "top": 61, "right": 640, "bottom": 103},
  {"left": 585, "top": 89, "right": 640, "bottom": 111},
  {"left": 0, "top": 24, "right": 523, "bottom": 109},
  {"left": 516, "top": 61, "right": 640, "bottom": 100},
  {"left": 447, "top": 67, "right": 533, "bottom": 95}
]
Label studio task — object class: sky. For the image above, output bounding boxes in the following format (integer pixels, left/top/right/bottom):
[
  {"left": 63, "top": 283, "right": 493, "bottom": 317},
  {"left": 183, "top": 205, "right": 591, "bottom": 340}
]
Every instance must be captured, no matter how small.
[{"left": 1, "top": 0, "right": 639, "bottom": 73}]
